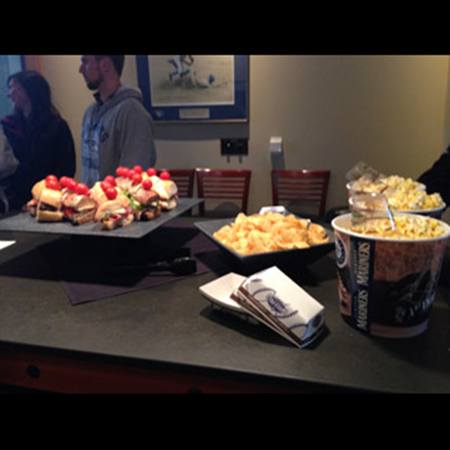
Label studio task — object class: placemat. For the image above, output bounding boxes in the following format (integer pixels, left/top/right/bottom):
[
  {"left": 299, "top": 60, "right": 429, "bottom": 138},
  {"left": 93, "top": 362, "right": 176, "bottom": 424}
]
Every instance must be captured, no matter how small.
[{"left": 38, "top": 218, "right": 228, "bottom": 305}]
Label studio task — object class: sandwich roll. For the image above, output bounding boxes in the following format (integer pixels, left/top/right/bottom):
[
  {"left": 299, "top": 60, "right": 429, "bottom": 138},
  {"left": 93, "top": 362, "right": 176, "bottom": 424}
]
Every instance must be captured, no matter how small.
[
  {"left": 94, "top": 195, "right": 134, "bottom": 230},
  {"left": 159, "top": 197, "right": 178, "bottom": 211},
  {"left": 31, "top": 180, "right": 46, "bottom": 201},
  {"left": 153, "top": 179, "right": 178, "bottom": 199},
  {"left": 38, "top": 188, "right": 63, "bottom": 211},
  {"left": 27, "top": 179, "right": 61, "bottom": 218},
  {"left": 152, "top": 179, "right": 178, "bottom": 210},
  {"left": 62, "top": 191, "right": 98, "bottom": 225},
  {"left": 26, "top": 199, "right": 38, "bottom": 216},
  {"left": 128, "top": 184, "right": 161, "bottom": 221},
  {"left": 26, "top": 179, "right": 44, "bottom": 216},
  {"left": 36, "top": 209, "right": 64, "bottom": 222},
  {"left": 129, "top": 186, "right": 159, "bottom": 205},
  {"left": 115, "top": 176, "right": 132, "bottom": 191},
  {"left": 63, "top": 191, "right": 97, "bottom": 211},
  {"left": 89, "top": 182, "right": 109, "bottom": 206}
]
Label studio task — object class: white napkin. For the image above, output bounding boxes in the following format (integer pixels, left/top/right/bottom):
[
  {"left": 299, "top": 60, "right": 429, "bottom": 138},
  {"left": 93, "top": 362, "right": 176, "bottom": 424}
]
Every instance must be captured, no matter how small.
[
  {"left": 233, "top": 266, "right": 325, "bottom": 348},
  {"left": 0, "top": 240, "right": 15, "bottom": 251},
  {"left": 199, "top": 265, "right": 325, "bottom": 349}
]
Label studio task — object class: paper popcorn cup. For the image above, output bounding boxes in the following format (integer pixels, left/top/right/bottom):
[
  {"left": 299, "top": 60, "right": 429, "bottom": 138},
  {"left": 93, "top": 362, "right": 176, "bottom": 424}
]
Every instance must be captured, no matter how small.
[{"left": 331, "top": 213, "right": 450, "bottom": 337}]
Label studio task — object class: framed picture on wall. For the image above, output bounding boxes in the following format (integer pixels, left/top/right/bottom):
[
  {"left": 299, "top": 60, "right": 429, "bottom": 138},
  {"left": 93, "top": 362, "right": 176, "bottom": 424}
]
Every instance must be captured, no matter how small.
[{"left": 136, "top": 55, "right": 249, "bottom": 123}]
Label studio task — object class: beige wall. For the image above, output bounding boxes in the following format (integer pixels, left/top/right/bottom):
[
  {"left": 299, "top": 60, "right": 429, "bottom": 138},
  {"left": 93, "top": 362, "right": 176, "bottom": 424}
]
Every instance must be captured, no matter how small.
[{"left": 38, "top": 55, "right": 450, "bottom": 214}]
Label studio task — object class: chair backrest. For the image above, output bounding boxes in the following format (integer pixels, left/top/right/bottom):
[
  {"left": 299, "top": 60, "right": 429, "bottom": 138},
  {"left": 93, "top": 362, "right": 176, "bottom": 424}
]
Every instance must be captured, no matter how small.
[
  {"left": 195, "top": 168, "right": 252, "bottom": 216},
  {"left": 161, "top": 169, "right": 195, "bottom": 198},
  {"left": 271, "top": 169, "right": 330, "bottom": 218}
]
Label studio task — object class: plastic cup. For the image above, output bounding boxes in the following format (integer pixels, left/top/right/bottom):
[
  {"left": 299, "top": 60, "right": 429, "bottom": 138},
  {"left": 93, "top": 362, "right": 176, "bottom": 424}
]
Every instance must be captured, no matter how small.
[{"left": 331, "top": 213, "right": 450, "bottom": 337}]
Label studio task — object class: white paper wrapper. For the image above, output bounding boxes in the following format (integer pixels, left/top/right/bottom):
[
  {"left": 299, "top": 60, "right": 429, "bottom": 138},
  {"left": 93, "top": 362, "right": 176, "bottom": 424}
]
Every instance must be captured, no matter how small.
[
  {"left": 199, "top": 266, "right": 326, "bottom": 348},
  {"left": 236, "top": 266, "right": 325, "bottom": 348}
]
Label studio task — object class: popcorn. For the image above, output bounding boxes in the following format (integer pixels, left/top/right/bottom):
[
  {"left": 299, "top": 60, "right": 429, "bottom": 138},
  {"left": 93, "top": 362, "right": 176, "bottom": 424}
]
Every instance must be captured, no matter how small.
[
  {"left": 349, "top": 214, "right": 446, "bottom": 239},
  {"left": 349, "top": 175, "right": 445, "bottom": 211}
]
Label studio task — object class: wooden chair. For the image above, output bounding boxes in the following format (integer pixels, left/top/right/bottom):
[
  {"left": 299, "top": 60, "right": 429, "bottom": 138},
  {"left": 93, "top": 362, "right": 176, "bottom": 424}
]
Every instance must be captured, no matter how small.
[
  {"left": 160, "top": 169, "right": 195, "bottom": 198},
  {"left": 195, "top": 168, "right": 252, "bottom": 216},
  {"left": 271, "top": 169, "right": 330, "bottom": 219}
]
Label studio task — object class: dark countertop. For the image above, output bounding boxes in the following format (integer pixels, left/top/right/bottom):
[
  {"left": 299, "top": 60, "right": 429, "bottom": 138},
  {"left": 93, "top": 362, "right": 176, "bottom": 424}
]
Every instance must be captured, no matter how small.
[{"left": 0, "top": 221, "right": 450, "bottom": 393}]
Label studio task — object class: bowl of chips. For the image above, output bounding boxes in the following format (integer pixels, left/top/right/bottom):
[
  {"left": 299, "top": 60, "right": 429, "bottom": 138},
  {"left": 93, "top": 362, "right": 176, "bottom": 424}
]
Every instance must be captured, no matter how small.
[
  {"left": 332, "top": 212, "right": 450, "bottom": 338},
  {"left": 195, "top": 210, "right": 335, "bottom": 273},
  {"left": 346, "top": 175, "right": 446, "bottom": 218}
]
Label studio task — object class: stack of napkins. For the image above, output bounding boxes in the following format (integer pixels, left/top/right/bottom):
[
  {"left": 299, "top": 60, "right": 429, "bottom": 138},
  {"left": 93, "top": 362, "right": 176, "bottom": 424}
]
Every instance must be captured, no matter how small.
[{"left": 201, "top": 266, "right": 325, "bottom": 348}]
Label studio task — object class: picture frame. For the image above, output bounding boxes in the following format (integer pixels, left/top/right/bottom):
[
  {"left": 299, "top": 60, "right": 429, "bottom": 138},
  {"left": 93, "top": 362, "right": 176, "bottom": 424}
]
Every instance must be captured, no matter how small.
[{"left": 136, "top": 55, "right": 249, "bottom": 123}]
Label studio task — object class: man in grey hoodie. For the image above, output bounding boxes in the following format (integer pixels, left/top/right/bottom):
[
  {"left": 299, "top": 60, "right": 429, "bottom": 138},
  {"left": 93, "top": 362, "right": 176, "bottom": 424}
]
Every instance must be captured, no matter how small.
[{"left": 79, "top": 55, "right": 156, "bottom": 186}]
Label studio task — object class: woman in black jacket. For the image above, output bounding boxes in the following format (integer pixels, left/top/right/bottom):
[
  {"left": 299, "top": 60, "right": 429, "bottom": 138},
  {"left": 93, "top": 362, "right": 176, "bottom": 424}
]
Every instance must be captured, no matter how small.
[{"left": 1, "top": 70, "right": 76, "bottom": 211}]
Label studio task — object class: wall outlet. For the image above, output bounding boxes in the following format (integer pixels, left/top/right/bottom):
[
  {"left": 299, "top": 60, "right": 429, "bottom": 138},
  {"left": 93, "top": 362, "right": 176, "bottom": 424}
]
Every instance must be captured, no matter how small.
[{"left": 221, "top": 138, "right": 248, "bottom": 156}]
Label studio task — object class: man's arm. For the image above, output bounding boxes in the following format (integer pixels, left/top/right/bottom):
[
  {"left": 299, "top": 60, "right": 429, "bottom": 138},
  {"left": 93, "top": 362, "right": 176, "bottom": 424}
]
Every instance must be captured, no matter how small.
[{"left": 418, "top": 146, "right": 450, "bottom": 205}]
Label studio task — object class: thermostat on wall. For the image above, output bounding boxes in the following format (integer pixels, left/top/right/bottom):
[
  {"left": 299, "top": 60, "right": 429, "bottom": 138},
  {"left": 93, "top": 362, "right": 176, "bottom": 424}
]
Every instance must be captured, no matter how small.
[
  {"left": 270, "top": 136, "right": 283, "bottom": 152},
  {"left": 270, "top": 136, "right": 285, "bottom": 169}
]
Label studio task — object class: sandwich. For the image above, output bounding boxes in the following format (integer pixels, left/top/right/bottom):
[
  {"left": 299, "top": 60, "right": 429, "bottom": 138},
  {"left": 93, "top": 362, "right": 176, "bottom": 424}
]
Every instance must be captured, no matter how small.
[
  {"left": 115, "top": 166, "right": 133, "bottom": 191},
  {"left": 61, "top": 188, "right": 97, "bottom": 226},
  {"left": 90, "top": 173, "right": 131, "bottom": 206},
  {"left": 94, "top": 192, "right": 134, "bottom": 230},
  {"left": 27, "top": 176, "right": 64, "bottom": 222},
  {"left": 59, "top": 177, "right": 97, "bottom": 225},
  {"left": 26, "top": 179, "right": 46, "bottom": 216},
  {"left": 151, "top": 171, "right": 178, "bottom": 210},
  {"left": 89, "top": 181, "right": 110, "bottom": 206},
  {"left": 127, "top": 179, "right": 161, "bottom": 221},
  {"left": 36, "top": 188, "right": 64, "bottom": 222},
  {"left": 143, "top": 167, "right": 160, "bottom": 185}
]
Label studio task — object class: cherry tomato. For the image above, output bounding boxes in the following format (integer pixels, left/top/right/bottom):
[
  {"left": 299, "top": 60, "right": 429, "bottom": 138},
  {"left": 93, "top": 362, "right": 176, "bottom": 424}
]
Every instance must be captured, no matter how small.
[
  {"left": 105, "top": 187, "right": 118, "bottom": 200},
  {"left": 146, "top": 168, "right": 157, "bottom": 177},
  {"left": 116, "top": 166, "right": 127, "bottom": 177},
  {"left": 75, "top": 183, "right": 89, "bottom": 195},
  {"left": 59, "top": 176, "right": 71, "bottom": 188},
  {"left": 67, "top": 178, "right": 78, "bottom": 191},
  {"left": 132, "top": 173, "right": 143, "bottom": 185},
  {"left": 45, "top": 178, "right": 61, "bottom": 190},
  {"left": 133, "top": 165, "right": 143, "bottom": 174},
  {"left": 160, "top": 170, "right": 171, "bottom": 180},
  {"left": 142, "top": 179, "right": 153, "bottom": 190},
  {"left": 104, "top": 175, "right": 116, "bottom": 186},
  {"left": 127, "top": 169, "right": 136, "bottom": 180},
  {"left": 101, "top": 181, "right": 113, "bottom": 192}
]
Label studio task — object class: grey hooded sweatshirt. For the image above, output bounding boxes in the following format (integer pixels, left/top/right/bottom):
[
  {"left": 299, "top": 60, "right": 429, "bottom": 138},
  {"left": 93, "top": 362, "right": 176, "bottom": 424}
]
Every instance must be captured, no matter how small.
[{"left": 81, "top": 85, "right": 156, "bottom": 186}]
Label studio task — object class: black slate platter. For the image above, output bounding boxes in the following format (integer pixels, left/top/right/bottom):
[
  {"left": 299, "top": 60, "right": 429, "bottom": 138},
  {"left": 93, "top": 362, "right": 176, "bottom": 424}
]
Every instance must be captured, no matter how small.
[{"left": 0, "top": 198, "right": 203, "bottom": 239}]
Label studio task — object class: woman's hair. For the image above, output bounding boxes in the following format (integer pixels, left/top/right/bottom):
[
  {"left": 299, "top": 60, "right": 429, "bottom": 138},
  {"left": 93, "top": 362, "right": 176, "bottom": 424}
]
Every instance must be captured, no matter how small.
[{"left": 7, "top": 70, "right": 59, "bottom": 130}]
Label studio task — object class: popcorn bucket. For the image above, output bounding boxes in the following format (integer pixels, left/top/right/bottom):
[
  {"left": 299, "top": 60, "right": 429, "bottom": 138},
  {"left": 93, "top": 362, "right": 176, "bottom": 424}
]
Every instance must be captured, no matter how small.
[{"left": 331, "top": 213, "right": 450, "bottom": 337}]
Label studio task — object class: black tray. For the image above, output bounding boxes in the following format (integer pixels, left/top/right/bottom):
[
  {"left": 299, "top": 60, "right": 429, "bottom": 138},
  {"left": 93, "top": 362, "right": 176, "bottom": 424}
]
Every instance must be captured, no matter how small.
[
  {"left": 0, "top": 198, "right": 203, "bottom": 239},
  {"left": 194, "top": 217, "right": 335, "bottom": 273}
]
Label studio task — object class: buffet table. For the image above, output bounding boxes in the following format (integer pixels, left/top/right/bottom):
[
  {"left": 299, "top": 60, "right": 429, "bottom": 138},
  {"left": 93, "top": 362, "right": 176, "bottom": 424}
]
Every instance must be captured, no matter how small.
[{"left": 0, "top": 217, "right": 450, "bottom": 393}]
